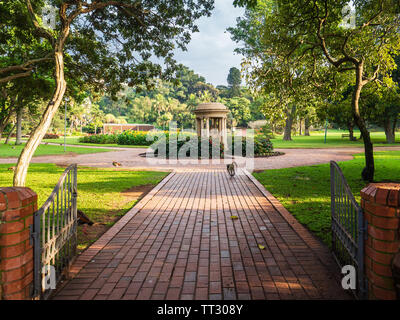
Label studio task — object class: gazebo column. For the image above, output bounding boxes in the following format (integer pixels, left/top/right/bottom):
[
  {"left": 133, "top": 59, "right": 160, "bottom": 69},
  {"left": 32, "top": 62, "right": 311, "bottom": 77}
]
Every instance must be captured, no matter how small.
[
  {"left": 196, "top": 118, "right": 202, "bottom": 137},
  {"left": 222, "top": 117, "right": 227, "bottom": 146},
  {"left": 218, "top": 118, "right": 222, "bottom": 143},
  {"left": 205, "top": 117, "right": 210, "bottom": 138}
]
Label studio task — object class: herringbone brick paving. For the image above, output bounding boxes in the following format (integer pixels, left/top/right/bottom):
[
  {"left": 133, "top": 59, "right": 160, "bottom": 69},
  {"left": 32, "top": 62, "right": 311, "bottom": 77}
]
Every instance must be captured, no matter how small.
[{"left": 52, "top": 168, "right": 350, "bottom": 300}]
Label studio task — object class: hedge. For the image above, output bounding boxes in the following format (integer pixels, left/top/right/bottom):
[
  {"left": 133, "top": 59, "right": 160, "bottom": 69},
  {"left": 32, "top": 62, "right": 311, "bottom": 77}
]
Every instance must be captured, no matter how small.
[{"left": 79, "top": 131, "right": 274, "bottom": 156}]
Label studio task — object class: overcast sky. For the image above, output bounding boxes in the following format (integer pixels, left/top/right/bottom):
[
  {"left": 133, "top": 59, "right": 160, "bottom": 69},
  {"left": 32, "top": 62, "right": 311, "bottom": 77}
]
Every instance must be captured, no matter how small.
[{"left": 173, "top": 1, "right": 245, "bottom": 87}]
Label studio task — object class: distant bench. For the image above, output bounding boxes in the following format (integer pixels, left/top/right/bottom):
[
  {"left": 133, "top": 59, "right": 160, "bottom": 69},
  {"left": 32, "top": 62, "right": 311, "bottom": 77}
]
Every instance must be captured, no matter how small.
[{"left": 341, "top": 134, "right": 350, "bottom": 138}]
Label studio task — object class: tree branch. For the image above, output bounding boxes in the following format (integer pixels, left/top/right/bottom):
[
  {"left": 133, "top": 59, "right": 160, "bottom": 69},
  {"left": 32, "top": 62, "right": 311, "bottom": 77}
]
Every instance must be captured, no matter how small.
[
  {"left": 0, "top": 56, "right": 52, "bottom": 75},
  {"left": 0, "top": 71, "right": 33, "bottom": 84}
]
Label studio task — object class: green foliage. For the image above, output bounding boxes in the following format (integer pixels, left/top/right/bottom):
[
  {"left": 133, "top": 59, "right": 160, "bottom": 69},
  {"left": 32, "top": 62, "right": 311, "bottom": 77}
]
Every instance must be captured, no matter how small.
[
  {"left": 229, "top": 0, "right": 400, "bottom": 159},
  {"left": 260, "top": 123, "right": 275, "bottom": 139},
  {"left": 0, "top": 163, "right": 168, "bottom": 227},
  {"left": 227, "top": 67, "right": 242, "bottom": 97},
  {"left": 152, "top": 136, "right": 225, "bottom": 159},
  {"left": 117, "top": 131, "right": 156, "bottom": 146},
  {"left": 80, "top": 134, "right": 119, "bottom": 145},
  {"left": 231, "top": 134, "right": 274, "bottom": 156},
  {"left": 221, "top": 96, "right": 251, "bottom": 127},
  {"left": 43, "top": 133, "right": 59, "bottom": 139},
  {"left": 0, "top": 142, "right": 111, "bottom": 158}
]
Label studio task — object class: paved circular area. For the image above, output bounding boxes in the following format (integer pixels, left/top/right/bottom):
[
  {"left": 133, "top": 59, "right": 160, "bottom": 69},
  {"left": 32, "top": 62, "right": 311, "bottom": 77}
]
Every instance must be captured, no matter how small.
[{"left": 1, "top": 145, "right": 400, "bottom": 171}]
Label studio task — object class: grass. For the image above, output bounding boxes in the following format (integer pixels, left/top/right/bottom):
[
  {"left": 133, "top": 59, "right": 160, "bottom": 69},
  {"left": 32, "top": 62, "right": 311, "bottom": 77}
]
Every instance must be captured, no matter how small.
[
  {"left": 0, "top": 142, "right": 112, "bottom": 158},
  {"left": 15, "top": 129, "right": 400, "bottom": 150},
  {"left": 270, "top": 129, "right": 400, "bottom": 149},
  {"left": 42, "top": 136, "right": 149, "bottom": 148},
  {"left": 0, "top": 163, "right": 169, "bottom": 249},
  {"left": 253, "top": 150, "right": 400, "bottom": 246}
]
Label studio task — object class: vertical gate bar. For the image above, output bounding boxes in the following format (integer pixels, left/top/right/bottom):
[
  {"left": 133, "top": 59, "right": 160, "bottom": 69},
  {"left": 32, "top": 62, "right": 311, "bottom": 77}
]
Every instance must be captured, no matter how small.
[
  {"left": 52, "top": 199, "right": 55, "bottom": 266},
  {"left": 33, "top": 165, "right": 79, "bottom": 298},
  {"left": 330, "top": 162, "right": 335, "bottom": 251},
  {"left": 73, "top": 165, "right": 78, "bottom": 257}
]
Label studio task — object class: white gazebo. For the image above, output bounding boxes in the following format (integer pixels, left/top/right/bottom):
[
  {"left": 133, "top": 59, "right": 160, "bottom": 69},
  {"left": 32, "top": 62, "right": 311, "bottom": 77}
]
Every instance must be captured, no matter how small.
[{"left": 193, "top": 102, "right": 229, "bottom": 145}]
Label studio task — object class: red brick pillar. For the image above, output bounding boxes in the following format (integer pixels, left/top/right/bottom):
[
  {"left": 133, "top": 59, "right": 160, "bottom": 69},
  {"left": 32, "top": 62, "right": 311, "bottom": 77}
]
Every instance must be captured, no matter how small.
[
  {"left": 0, "top": 187, "right": 37, "bottom": 300},
  {"left": 360, "top": 183, "right": 400, "bottom": 300}
]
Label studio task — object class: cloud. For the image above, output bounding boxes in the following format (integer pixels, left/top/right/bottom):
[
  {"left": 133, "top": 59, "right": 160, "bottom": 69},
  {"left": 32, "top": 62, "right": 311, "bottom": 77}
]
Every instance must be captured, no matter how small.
[{"left": 173, "top": 0, "right": 245, "bottom": 86}]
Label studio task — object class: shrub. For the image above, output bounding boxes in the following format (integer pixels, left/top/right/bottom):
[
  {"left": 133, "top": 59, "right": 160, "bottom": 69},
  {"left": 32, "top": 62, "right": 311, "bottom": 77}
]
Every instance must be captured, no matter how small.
[
  {"left": 44, "top": 133, "right": 60, "bottom": 139},
  {"left": 117, "top": 131, "right": 154, "bottom": 146},
  {"left": 230, "top": 134, "right": 274, "bottom": 156},
  {"left": 260, "top": 123, "right": 275, "bottom": 139},
  {"left": 152, "top": 136, "right": 224, "bottom": 159},
  {"left": 254, "top": 134, "right": 274, "bottom": 155},
  {"left": 79, "top": 134, "right": 118, "bottom": 144}
]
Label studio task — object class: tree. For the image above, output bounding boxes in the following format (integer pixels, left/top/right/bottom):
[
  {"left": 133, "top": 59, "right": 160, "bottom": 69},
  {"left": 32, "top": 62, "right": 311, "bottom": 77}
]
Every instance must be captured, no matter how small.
[
  {"left": 233, "top": 0, "right": 400, "bottom": 181},
  {"left": 361, "top": 84, "right": 400, "bottom": 144},
  {"left": 0, "top": 1, "right": 52, "bottom": 85},
  {"left": 227, "top": 67, "right": 242, "bottom": 97},
  {"left": 229, "top": 0, "right": 325, "bottom": 141},
  {"left": 5, "top": 0, "right": 214, "bottom": 186},
  {"left": 223, "top": 96, "right": 251, "bottom": 127}
]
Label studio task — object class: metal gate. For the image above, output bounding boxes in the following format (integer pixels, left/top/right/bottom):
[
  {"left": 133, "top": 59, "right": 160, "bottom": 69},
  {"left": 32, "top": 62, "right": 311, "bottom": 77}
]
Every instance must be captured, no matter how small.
[
  {"left": 330, "top": 161, "right": 368, "bottom": 299},
  {"left": 30, "top": 164, "right": 78, "bottom": 299}
]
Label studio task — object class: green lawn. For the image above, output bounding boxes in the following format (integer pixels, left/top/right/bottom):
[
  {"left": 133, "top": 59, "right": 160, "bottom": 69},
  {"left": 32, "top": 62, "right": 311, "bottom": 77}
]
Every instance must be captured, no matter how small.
[
  {"left": 42, "top": 136, "right": 149, "bottom": 149},
  {"left": 253, "top": 151, "right": 400, "bottom": 246},
  {"left": 0, "top": 163, "right": 169, "bottom": 249},
  {"left": 17, "top": 130, "right": 400, "bottom": 150},
  {"left": 271, "top": 130, "right": 400, "bottom": 149},
  {"left": 0, "top": 142, "right": 112, "bottom": 158},
  {"left": 0, "top": 163, "right": 168, "bottom": 221}
]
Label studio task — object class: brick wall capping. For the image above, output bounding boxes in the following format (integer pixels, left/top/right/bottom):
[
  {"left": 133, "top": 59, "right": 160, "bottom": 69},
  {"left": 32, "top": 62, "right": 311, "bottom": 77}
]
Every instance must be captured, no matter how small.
[
  {"left": 361, "top": 183, "right": 400, "bottom": 206},
  {"left": 0, "top": 187, "right": 37, "bottom": 210}
]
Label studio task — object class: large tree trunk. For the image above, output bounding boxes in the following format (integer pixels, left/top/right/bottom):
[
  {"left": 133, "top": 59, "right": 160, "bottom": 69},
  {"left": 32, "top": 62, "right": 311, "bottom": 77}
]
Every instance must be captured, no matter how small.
[
  {"left": 0, "top": 109, "right": 13, "bottom": 141},
  {"left": 283, "top": 105, "right": 296, "bottom": 141},
  {"left": 299, "top": 118, "right": 302, "bottom": 136},
  {"left": 13, "top": 51, "right": 66, "bottom": 186},
  {"left": 0, "top": 121, "right": 8, "bottom": 141},
  {"left": 4, "top": 123, "right": 15, "bottom": 144},
  {"left": 15, "top": 106, "right": 23, "bottom": 145},
  {"left": 383, "top": 117, "right": 396, "bottom": 144},
  {"left": 304, "top": 116, "right": 310, "bottom": 136},
  {"left": 347, "top": 121, "right": 355, "bottom": 141},
  {"left": 353, "top": 62, "right": 374, "bottom": 182}
]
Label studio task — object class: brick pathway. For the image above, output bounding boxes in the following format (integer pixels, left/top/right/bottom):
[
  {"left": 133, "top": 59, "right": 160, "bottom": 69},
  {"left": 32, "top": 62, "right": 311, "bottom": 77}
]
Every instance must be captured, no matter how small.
[{"left": 52, "top": 168, "right": 350, "bottom": 300}]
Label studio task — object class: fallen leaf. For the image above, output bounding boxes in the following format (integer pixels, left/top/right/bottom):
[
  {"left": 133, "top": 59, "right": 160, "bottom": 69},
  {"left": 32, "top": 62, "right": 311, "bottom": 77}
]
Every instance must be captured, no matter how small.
[
  {"left": 258, "top": 244, "right": 265, "bottom": 250},
  {"left": 231, "top": 215, "right": 239, "bottom": 220}
]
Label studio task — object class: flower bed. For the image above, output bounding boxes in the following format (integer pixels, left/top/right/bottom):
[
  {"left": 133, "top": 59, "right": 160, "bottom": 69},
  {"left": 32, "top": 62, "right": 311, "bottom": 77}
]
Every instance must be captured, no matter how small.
[{"left": 44, "top": 133, "right": 60, "bottom": 139}]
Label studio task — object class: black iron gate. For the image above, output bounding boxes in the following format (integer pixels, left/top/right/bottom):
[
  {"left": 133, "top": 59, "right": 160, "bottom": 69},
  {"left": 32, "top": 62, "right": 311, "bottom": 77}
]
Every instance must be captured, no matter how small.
[
  {"left": 30, "top": 164, "right": 78, "bottom": 299},
  {"left": 330, "top": 161, "right": 368, "bottom": 299}
]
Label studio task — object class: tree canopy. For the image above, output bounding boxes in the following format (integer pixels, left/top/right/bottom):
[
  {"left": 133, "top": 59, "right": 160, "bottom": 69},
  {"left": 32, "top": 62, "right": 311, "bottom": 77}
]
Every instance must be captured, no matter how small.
[
  {"left": 232, "top": 0, "right": 400, "bottom": 180},
  {"left": 1, "top": 0, "right": 215, "bottom": 186}
]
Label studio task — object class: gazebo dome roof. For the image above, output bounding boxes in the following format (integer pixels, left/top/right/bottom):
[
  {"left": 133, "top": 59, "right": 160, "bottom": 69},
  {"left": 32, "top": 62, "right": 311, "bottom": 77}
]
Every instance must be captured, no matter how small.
[{"left": 194, "top": 103, "right": 228, "bottom": 114}]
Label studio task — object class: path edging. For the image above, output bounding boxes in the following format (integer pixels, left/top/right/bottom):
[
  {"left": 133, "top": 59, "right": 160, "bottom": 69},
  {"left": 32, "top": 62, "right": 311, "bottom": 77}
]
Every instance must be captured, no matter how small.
[
  {"left": 242, "top": 169, "right": 348, "bottom": 290},
  {"left": 52, "top": 171, "right": 175, "bottom": 296}
]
